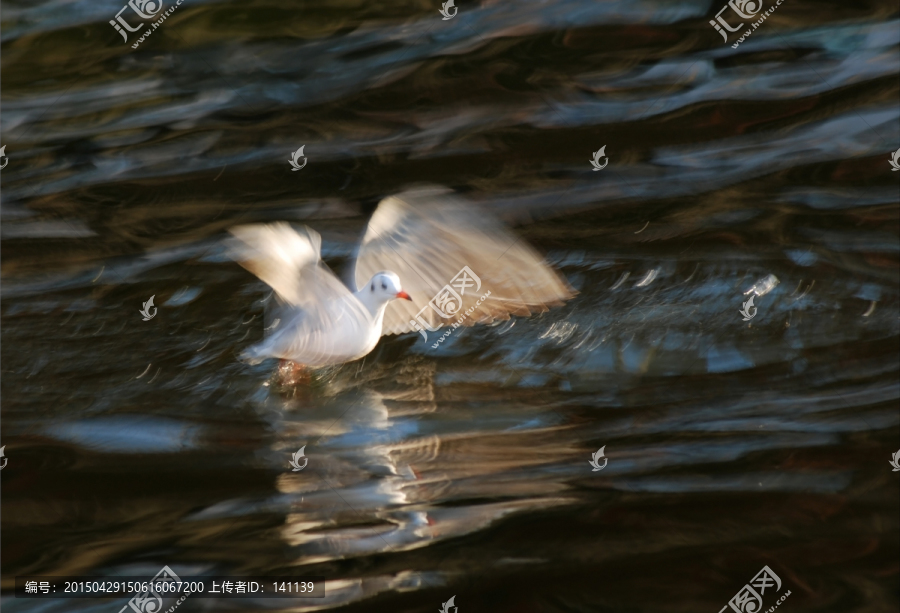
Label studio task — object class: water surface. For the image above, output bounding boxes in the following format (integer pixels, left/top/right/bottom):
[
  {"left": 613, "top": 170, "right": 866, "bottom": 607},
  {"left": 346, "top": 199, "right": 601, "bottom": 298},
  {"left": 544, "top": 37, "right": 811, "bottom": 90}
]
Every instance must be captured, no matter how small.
[{"left": 2, "top": 0, "right": 899, "bottom": 611}]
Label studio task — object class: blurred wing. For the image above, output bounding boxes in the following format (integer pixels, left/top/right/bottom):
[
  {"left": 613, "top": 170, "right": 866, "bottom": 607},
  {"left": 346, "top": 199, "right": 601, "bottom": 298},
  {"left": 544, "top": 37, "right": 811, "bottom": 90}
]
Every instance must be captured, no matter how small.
[
  {"left": 228, "top": 223, "right": 373, "bottom": 366},
  {"left": 227, "top": 223, "right": 322, "bottom": 306},
  {"left": 353, "top": 185, "right": 575, "bottom": 336}
]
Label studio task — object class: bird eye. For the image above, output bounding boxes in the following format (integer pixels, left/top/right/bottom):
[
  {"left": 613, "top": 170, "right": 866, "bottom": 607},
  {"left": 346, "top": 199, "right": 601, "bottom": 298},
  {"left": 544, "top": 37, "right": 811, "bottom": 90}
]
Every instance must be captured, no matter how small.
[
  {"left": 381, "top": 281, "right": 386, "bottom": 290},
  {"left": 370, "top": 282, "right": 374, "bottom": 292}
]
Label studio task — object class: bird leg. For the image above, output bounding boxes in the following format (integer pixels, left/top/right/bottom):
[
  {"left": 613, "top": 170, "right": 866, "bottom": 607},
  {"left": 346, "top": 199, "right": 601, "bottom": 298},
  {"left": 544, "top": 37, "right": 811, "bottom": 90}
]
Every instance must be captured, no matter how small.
[{"left": 277, "top": 359, "right": 311, "bottom": 386}]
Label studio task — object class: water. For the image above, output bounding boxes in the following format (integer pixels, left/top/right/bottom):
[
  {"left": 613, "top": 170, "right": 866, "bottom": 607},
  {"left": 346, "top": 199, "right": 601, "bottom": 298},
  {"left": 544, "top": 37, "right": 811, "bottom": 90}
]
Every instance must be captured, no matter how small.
[{"left": 2, "top": 0, "right": 899, "bottom": 611}]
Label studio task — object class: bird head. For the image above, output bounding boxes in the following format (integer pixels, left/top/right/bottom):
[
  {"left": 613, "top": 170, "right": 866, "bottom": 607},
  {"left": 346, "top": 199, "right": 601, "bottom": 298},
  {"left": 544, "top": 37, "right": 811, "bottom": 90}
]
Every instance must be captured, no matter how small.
[{"left": 367, "top": 272, "right": 412, "bottom": 305}]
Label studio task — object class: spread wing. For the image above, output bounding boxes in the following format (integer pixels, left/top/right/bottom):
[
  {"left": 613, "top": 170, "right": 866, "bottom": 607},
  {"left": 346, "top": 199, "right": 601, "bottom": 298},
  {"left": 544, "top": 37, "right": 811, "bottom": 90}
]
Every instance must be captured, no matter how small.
[
  {"left": 228, "top": 223, "right": 323, "bottom": 307},
  {"left": 227, "top": 223, "right": 373, "bottom": 366},
  {"left": 353, "top": 185, "right": 575, "bottom": 337}
]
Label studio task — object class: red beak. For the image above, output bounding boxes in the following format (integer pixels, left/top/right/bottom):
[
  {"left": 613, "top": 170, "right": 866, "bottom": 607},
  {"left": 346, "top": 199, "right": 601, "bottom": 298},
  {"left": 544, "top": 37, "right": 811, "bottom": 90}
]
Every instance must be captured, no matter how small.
[{"left": 396, "top": 290, "right": 412, "bottom": 301}]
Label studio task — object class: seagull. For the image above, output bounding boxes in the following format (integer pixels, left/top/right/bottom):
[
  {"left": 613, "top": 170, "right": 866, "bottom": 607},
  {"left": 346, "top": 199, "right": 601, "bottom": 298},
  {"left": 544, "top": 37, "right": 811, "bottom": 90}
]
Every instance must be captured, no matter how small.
[{"left": 226, "top": 185, "right": 574, "bottom": 376}]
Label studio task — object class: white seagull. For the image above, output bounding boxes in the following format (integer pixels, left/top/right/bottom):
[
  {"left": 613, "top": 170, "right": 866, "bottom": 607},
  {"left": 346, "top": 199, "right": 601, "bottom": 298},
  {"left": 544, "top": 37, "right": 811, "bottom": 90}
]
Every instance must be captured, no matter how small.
[{"left": 226, "top": 185, "right": 574, "bottom": 374}]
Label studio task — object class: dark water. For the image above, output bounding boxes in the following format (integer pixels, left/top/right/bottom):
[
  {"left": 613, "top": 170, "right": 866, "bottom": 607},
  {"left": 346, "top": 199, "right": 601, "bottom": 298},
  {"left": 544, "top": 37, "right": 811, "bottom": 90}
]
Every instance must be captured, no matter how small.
[{"left": 2, "top": 0, "right": 899, "bottom": 611}]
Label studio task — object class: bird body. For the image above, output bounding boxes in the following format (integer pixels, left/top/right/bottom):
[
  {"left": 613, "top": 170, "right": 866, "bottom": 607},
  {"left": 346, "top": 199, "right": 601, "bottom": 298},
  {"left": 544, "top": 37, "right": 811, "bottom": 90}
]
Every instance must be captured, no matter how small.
[{"left": 227, "top": 185, "right": 574, "bottom": 370}]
